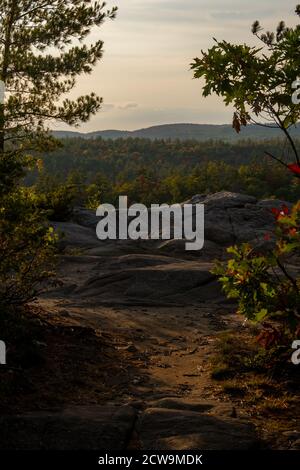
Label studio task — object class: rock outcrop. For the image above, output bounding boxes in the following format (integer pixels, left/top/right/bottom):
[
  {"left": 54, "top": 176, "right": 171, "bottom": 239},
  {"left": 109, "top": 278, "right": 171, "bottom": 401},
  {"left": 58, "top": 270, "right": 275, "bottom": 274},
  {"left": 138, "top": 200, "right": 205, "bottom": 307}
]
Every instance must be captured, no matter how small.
[
  {"left": 0, "top": 406, "right": 135, "bottom": 450},
  {"left": 65, "top": 192, "right": 287, "bottom": 256},
  {"left": 137, "top": 398, "right": 258, "bottom": 450},
  {"left": 0, "top": 401, "right": 259, "bottom": 450},
  {"left": 48, "top": 192, "right": 290, "bottom": 305}
]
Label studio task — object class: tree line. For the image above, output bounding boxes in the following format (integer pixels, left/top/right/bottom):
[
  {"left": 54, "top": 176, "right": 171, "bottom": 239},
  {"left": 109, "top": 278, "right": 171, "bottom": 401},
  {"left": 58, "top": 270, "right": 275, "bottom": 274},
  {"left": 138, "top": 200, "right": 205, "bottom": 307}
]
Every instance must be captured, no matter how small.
[{"left": 26, "top": 137, "right": 300, "bottom": 221}]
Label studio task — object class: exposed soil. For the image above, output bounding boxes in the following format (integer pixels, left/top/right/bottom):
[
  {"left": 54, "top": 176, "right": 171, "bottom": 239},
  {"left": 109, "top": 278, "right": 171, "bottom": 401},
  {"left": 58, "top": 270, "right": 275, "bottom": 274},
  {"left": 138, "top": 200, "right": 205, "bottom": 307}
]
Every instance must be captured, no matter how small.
[{"left": 1, "top": 240, "right": 299, "bottom": 450}]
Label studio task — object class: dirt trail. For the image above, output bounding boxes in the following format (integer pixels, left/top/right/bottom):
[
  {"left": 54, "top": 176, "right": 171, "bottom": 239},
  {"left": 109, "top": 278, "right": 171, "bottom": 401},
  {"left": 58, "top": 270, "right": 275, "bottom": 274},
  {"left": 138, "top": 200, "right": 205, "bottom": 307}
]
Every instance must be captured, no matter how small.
[
  {"left": 38, "top": 251, "right": 232, "bottom": 404},
  {"left": 30, "top": 247, "right": 260, "bottom": 450}
]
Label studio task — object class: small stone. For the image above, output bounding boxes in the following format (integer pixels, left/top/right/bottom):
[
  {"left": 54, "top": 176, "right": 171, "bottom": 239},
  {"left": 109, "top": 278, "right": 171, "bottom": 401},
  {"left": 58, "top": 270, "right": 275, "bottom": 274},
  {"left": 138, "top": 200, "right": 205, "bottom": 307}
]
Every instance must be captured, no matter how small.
[
  {"left": 126, "top": 344, "right": 138, "bottom": 353},
  {"left": 132, "top": 377, "right": 142, "bottom": 385}
]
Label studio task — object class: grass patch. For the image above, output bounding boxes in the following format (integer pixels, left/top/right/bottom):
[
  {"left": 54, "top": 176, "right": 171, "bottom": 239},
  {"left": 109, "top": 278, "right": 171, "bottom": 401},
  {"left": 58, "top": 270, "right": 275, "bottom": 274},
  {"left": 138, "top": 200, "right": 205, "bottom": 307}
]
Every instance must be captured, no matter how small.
[{"left": 209, "top": 328, "right": 300, "bottom": 447}]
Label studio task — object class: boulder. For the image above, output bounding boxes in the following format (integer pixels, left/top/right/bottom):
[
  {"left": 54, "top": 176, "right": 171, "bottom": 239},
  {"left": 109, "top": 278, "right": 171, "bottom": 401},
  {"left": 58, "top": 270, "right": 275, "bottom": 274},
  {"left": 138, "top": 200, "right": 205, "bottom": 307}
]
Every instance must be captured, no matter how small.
[
  {"left": 72, "top": 207, "right": 98, "bottom": 229},
  {"left": 51, "top": 222, "right": 99, "bottom": 248},
  {"left": 201, "top": 191, "right": 257, "bottom": 209},
  {"left": 183, "top": 191, "right": 280, "bottom": 250}
]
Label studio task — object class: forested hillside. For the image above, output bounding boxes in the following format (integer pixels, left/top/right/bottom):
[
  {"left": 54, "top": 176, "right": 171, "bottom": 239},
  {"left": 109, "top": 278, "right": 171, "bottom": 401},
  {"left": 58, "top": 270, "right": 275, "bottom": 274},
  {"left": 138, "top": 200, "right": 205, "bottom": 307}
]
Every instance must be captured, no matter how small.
[
  {"left": 53, "top": 123, "right": 300, "bottom": 141},
  {"left": 28, "top": 137, "right": 300, "bottom": 214}
]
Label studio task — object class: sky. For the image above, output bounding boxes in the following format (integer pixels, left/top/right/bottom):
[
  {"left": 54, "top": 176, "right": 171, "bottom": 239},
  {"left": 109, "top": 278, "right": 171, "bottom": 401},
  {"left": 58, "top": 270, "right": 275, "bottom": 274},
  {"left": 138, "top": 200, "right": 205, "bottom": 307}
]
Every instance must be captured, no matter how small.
[{"left": 56, "top": 0, "right": 299, "bottom": 132}]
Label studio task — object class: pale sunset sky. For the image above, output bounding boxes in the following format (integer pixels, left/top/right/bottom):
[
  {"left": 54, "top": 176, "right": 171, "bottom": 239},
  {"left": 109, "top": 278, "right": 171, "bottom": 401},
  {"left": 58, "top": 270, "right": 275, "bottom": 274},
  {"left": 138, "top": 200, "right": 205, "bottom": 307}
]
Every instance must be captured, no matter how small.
[{"left": 56, "top": 0, "right": 299, "bottom": 132}]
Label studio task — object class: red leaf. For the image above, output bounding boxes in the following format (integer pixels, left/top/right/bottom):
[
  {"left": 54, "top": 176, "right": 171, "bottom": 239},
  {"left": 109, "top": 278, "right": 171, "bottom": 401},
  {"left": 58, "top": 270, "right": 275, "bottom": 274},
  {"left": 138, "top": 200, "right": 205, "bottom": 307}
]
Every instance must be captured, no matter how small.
[
  {"left": 287, "top": 163, "right": 300, "bottom": 175},
  {"left": 282, "top": 204, "right": 289, "bottom": 215},
  {"left": 271, "top": 205, "right": 289, "bottom": 220},
  {"left": 271, "top": 207, "right": 280, "bottom": 218}
]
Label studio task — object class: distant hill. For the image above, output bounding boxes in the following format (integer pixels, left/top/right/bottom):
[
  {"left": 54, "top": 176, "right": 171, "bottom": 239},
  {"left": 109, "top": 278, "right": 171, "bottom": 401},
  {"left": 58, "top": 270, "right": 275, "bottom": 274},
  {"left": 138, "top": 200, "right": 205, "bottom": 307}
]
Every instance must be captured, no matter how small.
[{"left": 53, "top": 123, "right": 300, "bottom": 142}]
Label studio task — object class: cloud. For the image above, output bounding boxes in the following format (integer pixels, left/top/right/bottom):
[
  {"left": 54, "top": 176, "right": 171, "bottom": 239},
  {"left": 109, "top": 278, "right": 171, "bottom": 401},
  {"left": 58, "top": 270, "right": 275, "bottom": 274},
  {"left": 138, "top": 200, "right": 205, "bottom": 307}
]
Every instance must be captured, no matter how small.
[
  {"left": 100, "top": 103, "right": 115, "bottom": 112},
  {"left": 64, "top": 0, "right": 299, "bottom": 131},
  {"left": 118, "top": 102, "right": 138, "bottom": 110},
  {"left": 100, "top": 102, "right": 139, "bottom": 112},
  {"left": 210, "top": 10, "right": 272, "bottom": 21}
]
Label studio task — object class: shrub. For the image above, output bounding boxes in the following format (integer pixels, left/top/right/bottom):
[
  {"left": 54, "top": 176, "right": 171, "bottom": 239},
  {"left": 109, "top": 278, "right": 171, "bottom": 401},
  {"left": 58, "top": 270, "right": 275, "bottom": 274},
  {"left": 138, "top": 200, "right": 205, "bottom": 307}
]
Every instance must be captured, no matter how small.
[
  {"left": 35, "top": 174, "right": 77, "bottom": 221},
  {"left": 0, "top": 188, "right": 57, "bottom": 307},
  {"left": 213, "top": 202, "right": 300, "bottom": 342}
]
